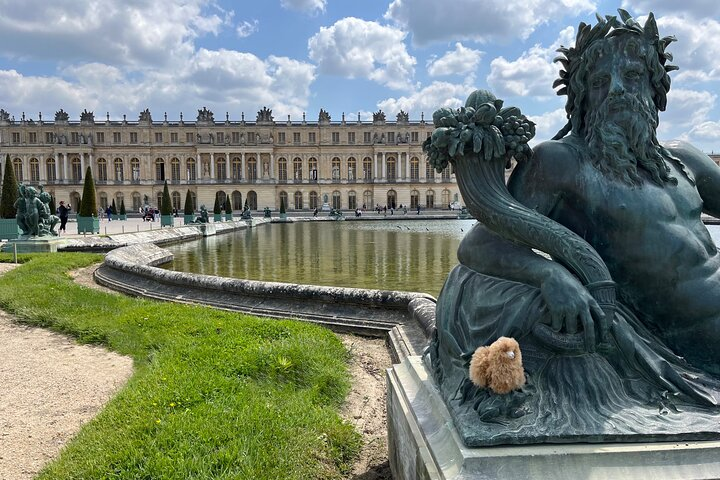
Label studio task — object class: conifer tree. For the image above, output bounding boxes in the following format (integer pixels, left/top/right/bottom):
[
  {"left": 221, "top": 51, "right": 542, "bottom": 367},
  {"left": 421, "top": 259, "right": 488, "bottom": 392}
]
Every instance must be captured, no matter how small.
[
  {"left": 184, "top": 190, "right": 194, "bottom": 215},
  {"left": 0, "top": 154, "right": 19, "bottom": 219},
  {"left": 78, "top": 166, "right": 97, "bottom": 216},
  {"left": 161, "top": 180, "right": 172, "bottom": 215}
]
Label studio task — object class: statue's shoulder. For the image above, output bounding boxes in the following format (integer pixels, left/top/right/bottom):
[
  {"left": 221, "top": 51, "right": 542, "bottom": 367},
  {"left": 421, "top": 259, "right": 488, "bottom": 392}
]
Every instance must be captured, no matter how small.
[
  {"left": 663, "top": 139, "right": 718, "bottom": 179},
  {"left": 510, "top": 138, "right": 583, "bottom": 192}
]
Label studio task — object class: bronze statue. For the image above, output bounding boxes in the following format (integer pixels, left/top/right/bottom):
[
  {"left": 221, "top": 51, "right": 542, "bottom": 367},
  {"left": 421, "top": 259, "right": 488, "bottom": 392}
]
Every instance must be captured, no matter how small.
[{"left": 425, "top": 10, "right": 720, "bottom": 445}]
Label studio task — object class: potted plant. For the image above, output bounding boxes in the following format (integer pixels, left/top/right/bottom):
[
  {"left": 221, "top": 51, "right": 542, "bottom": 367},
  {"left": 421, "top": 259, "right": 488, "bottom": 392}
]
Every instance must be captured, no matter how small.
[
  {"left": 77, "top": 166, "right": 100, "bottom": 234},
  {"left": 183, "top": 190, "right": 195, "bottom": 224},
  {"left": 111, "top": 199, "right": 119, "bottom": 220},
  {"left": 0, "top": 154, "right": 20, "bottom": 239},
  {"left": 224, "top": 197, "right": 233, "bottom": 221},
  {"left": 279, "top": 195, "right": 287, "bottom": 220},
  {"left": 213, "top": 193, "right": 222, "bottom": 222},
  {"left": 119, "top": 199, "right": 127, "bottom": 220},
  {"left": 160, "top": 180, "right": 173, "bottom": 227}
]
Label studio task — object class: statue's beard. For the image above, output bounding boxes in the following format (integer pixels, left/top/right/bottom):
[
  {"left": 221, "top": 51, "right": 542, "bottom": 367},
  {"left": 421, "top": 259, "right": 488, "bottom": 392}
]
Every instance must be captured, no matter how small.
[{"left": 584, "top": 93, "right": 673, "bottom": 186}]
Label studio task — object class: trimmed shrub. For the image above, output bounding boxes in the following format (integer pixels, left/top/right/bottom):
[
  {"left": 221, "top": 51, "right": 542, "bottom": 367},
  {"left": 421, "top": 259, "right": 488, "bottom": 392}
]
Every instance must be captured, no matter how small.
[
  {"left": 225, "top": 197, "right": 232, "bottom": 215},
  {"left": 0, "top": 154, "right": 19, "bottom": 219},
  {"left": 184, "top": 190, "right": 194, "bottom": 215},
  {"left": 78, "top": 166, "right": 97, "bottom": 217},
  {"left": 280, "top": 196, "right": 286, "bottom": 215},
  {"left": 213, "top": 193, "right": 222, "bottom": 214},
  {"left": 119, "top": 199, "right": 126, "bottom": 215},
  {"left": 161, "top": 180, "right": 172, "bottom": 215}
]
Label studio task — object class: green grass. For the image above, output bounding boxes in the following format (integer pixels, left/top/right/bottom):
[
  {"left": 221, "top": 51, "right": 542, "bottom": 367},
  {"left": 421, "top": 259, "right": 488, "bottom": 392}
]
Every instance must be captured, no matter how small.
[{"left": 0, "top": 253, "right": 362, "bottom": 479}]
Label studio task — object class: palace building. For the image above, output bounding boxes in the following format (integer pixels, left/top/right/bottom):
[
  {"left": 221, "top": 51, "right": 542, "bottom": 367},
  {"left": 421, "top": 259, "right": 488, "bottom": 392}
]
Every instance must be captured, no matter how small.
[{"left": 0, "top": 106, "right": 461, "bottom": 214}]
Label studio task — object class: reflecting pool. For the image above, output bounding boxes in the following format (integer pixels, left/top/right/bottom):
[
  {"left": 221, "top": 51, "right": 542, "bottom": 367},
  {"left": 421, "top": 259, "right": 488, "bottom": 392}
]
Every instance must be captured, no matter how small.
[
  {"left": 161, "top": 219, "right": 477, "bottom": 297},
  {"left": 161, "top": 221, "right": 720, "bottom": 298}
]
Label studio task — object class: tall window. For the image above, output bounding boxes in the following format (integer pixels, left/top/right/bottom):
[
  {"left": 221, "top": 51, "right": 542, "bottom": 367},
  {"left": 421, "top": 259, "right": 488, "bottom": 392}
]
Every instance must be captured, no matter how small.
[
  {"left": 308, "top": 132, "right": 316, "bottom": 143},
  {"left": 216, "top": 156, "right": 226, "bottom": 180},
  {"left": 217, "top": 132, "right": 224, "bottom": 144},
  {"left": 387, "top": 157, "right": 396, "bottom": 181},
  {"left": 186, "top": 158, "right": 196, "bottom": 181},
  {"left": 131, "top": 158, "right": 140, "bottom": 182},
  {"left": 172, "top": 191, "right": 181, "bottom": 210},
  {"left": 132, "top": 192, "right": 142, "bottom": 210},
  {"left": 155, "top": 158, "right": 165, "bottom": 181},
  {"left": 293, "top": 132, "right": 301, "bottom": 144},
  {"left": 99, "top": 193, "right": 108, "bottom": 209},
  {"left": 278, "top": 132, "right": 285, "bottom": 144},
  {"left": 186, "top": 132, "right": 194, "bottom": 143},
  {"left": 113, "top": 132, "right": 121, "bottom": 143},
  {"left": 388, "top": 132, "right": 395, "bottom": 144},
  {"left": 426, "top": 190, "right": 435, "bottom": 208},
  {"left": 348, "top": 132, "right": 355, "bottom": 144},
  {"left": 331, "top": 132, "right": 340, "bottom": 144},
  {"left": 348, "top": 191, "right": 356, "bottom": 210},
  {"left": 114, "top": 158, "right": 124, "bottom": 182},
  {"left": 442, "top": 166, "right": 451, "bottom": 180},
  {"left": 130, "top": 132, "right": 138, "bottom": 143},
  {"left": 28, "top": 132, "right": 37, "bottom": 144},
  {"left": 293, "top": 157, "right": 302, "bottom": 180},
  {"left": 232, "top": 157, "right": 242, "bottom": 180},
  {"left": 116, "top": 192, "right": 125, "bottom": 211},
  {"left": 442, "top": 189, "right": 451, "bottom": 207},
  {"left": 332, "top": 191, "right": 341, "bottom": 209},
  {"left": 247, "top": 157, "right": 257, "bottom": 181},
  {"left": 97, "top": 158, "right": 108, "bottom": 182},
  {"left": 347, "top": 157, "right": 356, "bottom": 180},
  {"left": 45, "top": 132, "right": 54, "bottom": 143},
  {"left": 29, "top": 158, "right": 39, "bottom": 182},
  {"left": 278, "top": 157, "right": 287, "bottom": 181},
  {"left": 71, "top": 158, "right": 82, "bottom": 182},
  {"left": 170, "top": 132, "right": 178, "bottom": 143},
  {"left": 363, "top": 132, "right": 371, "bottom": 143},
  {"left": 232, "top": 132, "right": 240, "bottom": 143},
  {"left": 363, "top": 190, "right": 373, "bottom": 209},
  {"left": 308, "top": 158, "right": 317, "bottom": 182},
  {"left": 410, "top": 157, "right": 420, "bottom": 180},
  {"left": 155, "top": 132, "right": 162, "bottom": 143},
  {"left": 410, "top": 190, "right": 420, "bottom": 208},
  {"left": 294, "top": 191, "right": 303, "bottom": 209},
  {"left": 363, "top": 157, "right": 372, "bottom": 181},
  {"left": 411, "top": 132, "right": 419, "bottom": 142},
  {"left": 71, "top": 132, "right": 79, "bottom": 143},
  {"left": 309, "top": 191, "right": 318, "bottom": 209},
  {"left": 387, "top": 190, "right": 397, "bottom": 209},
  {"left": 331, "top": 157, "right": 341, "bottom": 181},
  {"left": 426, "top": 160, "right": 434, "bottom": 180},
  {"left": 171, "top": 158, "right": 180, "bottom": 182},
  {"left": 46, "top": 157, "right": 56, "bottom": 182},
  {"left": 232, "top": 191, "right": 242, "bottom": 210},
  {"left": 247, "top": 191, "right": 257, "bottom": 210}
]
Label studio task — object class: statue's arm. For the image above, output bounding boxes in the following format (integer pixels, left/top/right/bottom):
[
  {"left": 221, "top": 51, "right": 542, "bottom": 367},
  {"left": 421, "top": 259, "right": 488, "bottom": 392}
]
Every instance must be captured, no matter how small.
[{"left": 667, "top": 140, "right": 720, "bottom": 216}]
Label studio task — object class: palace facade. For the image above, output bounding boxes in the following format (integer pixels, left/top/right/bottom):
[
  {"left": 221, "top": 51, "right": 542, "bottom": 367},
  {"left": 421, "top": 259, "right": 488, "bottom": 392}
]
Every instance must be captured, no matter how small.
[{"left": 0, "top": 107, "right": 461, "bottom": 214}]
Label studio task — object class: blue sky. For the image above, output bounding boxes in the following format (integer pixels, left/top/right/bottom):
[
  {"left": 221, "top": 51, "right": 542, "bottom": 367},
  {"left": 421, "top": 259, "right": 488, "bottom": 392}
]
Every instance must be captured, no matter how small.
[{"left": 0, "top": 0, "right": 718, "bottom": 152}]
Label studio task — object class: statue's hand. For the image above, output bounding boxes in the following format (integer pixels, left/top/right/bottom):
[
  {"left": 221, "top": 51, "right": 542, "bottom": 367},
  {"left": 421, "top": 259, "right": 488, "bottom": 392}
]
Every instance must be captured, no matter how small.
[{"left": 539, "top": 270, "right": 605, "bottom": 352}]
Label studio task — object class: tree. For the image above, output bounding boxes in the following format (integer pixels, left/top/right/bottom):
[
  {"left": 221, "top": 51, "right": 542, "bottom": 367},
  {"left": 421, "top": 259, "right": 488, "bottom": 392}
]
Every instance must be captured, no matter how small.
[
  {"left": 184, "top": 190, "right": 194, "bottom": 215},
  {"left": 225, "top": 196, "right": 232, "bottom": 215},
  {"left": 49, "top": 196, "right": 57, "bottom": 217},
  {"left": 279, "top": 196, "right": 286, "bottom": 215},
  {"left": 119, "top": 199, "right": 126, "bottom": 216},
  {"left": 111, "top": 198, "right": 117, "bottom": 215},
  {"left": 78, "top": 166, "right": 97, "bottom": 217},
  {"left": 213, "top": 193, "right": 222, "bottom": 214},
  {"left": 0, "top": 154, "right": 19, "bottom": 219},
  {"left": 160, "top": 180, "right": 172, "bottom": 215}
]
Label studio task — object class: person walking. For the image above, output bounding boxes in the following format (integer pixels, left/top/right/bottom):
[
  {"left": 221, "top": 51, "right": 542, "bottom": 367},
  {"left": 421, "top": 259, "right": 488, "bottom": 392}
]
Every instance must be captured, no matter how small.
[
  {"left": 58, "top": 201, "right": 70, "bottom": 232},
  {"left": 105, "top": 206, "right": 112, "bottom": 222}
]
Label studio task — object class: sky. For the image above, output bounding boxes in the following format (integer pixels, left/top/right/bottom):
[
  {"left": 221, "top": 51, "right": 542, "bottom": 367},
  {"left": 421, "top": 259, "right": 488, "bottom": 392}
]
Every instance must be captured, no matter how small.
[{"left": 0, "top": 0, "right": 717, "bottom": 152}]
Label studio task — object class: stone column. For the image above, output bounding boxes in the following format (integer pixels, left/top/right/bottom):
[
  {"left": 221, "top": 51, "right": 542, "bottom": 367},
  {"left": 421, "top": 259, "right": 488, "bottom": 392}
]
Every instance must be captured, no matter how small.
[
  {"left": 382, "top": 152, "right": 387, "bottom": 180},
  {"left": 241, "top": 153, "right": 246, "bottom": 181},
  {"left": 62, "top": 153, "right": 68, "bottom": 182},
  {"left": 39, "top": 156, "right": 46, "bottom": 182},
  {"left": 225, "top": 154, "right": 230, "bottom": 180},
  {"left": 210, "top": 153, "right": 215, "bottom": 179},
  {"left": 270, "top": 153, "right": 274, "bottom": 178}
]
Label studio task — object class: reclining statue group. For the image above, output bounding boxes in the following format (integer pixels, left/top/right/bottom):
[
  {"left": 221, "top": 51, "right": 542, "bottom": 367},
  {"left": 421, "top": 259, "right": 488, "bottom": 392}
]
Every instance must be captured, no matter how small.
[
  {"left": 425, "top": 10, "right": 720, "bottom": 445},
  {"left": 15, "top": 184, "right": 59, "bottom": 238}
]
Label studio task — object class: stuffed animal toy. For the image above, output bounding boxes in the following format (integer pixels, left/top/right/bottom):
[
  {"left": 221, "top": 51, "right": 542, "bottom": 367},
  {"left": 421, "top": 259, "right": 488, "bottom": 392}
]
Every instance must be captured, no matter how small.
[{"left": 469, "top": 336, "right": 525, "bottom": 394}]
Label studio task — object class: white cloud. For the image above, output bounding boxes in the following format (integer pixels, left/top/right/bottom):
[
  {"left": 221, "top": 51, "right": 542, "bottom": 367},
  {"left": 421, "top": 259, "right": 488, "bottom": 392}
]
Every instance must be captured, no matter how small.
[
  {"left": 308, "top": 17, "right": 416, "bottom": 90},
  {"left": 427, "top": 43, "right": 483, "bottom": 77},
  {"left": 654, "top": 15, "right": 720, "bottom": 86},
  {"left": 377, "top": 81, "right": 476, "bottom": 118},
  {"left": 621, "top": 0, "right": 720, "bottom": 18},
  {"left": 657, "top": 88, "right": 716, "bottom": 142},
  {"left": 527, "top": 108, "right": 569, "bottom": 144},
  {"left": 237, "top": 20, "right": 259, "bottom": 38},
  {"left": 687, "top": 122, "right": 720, "bottom": 141},
  {"left": 385, "top": 0, "right": 595, "bottom": 46},
  {"left": 281, "top": 0, "right": 326, "bottom": 14}
]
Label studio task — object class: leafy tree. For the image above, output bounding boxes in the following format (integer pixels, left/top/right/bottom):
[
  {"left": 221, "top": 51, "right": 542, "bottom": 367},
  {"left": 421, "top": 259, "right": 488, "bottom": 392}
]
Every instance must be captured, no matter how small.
[
  {"left": 280, "top": 196, "right": 286, "bottom": 215},
  {"left": 0, "top": 154, "right": 19, "bottom": 219},
  {"left": 161, "top": 180, "right": 172, "bottom": 215},
  {"left": 213, "top": 193, "right": 222, "bottom": 214},
  {"left": 119, "top": 199, "right": 126, "bottom": 215},
  {"left": 78, "top": 166, "right": 97, "bottom": 217},
  {"left": 225, "top": 196, "right": 232, "bottom": 215},
  {"left": 184, "top": 190, "right": 194, "bottom": 215}
]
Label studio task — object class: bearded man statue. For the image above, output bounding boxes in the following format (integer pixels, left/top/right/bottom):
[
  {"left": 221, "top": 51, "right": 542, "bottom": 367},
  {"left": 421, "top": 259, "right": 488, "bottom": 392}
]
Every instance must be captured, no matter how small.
[{"left": 427, "top": 11, "right": 720, "bottom": 446}]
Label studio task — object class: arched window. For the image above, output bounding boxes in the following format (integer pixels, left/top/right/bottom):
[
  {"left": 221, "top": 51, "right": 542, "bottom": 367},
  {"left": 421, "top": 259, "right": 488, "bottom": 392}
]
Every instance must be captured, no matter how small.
[
  {"left": 279, "top": 191, "right": 288, "bottom": 210},
  {"left": 156, "top": 192, "right": 163, "bottom": 208},
  {"left": 441, "top": 189, "right": 451, "bottom": 207},
  {"left": 363, "top": 190, "right": 373, "bottom": 209},
  {"left": 247, "top": 190, "right": 258, "bottom": 210},
  {"left": 332, "top": 190, "right": 341, "bottom": 209},
  {"left": 410, "top": 189, "right": 420, "bottom": 209},
  {"left": 426, "top": 190, "right": 435, "bottom": 208},
  {"left": 171, "top": 158, "right": 180, "bottom": 182},
  {"left": 217, "top": 190, "right": 227, "bottom": 206},
  {"left": 131, "top": 158, "right": 140, "bottom": 182},
  {"left": 387, "top": 189, "right": 397, "bottom": 209},
  {"left": 363, "top": 157, "right": 372, "bottom": 180},
  {"left": 410, "top": 157, "right": 419, "bottom": 180},
  {"left": 12, "top": 158, "right": 23, "bottom": 181},
  {"left": 29, "top": 158, "right": 39, "bottom": 182},
  {"left": 114, "top": 158, "right": 124, "bottom": 182},
  {"left": 293, "top": 157, "right": 302, "bottom": 180},
  {"left": 308, "top": 157, "right": 318, "bottom": 182},
  {"left": 278, "top": 157, "right": 287, "bottom": 181},
  {"left": 232, "top": 190, "right": 242, "bottom": 210},
  {"left": 172, "top": 191, "right": 181, "bottom": 210},
  {"left": 186, "top": 158, "right": 196, "bottom": 181},
  {"left": 97, "top": 158, "right": 108, "bottom": 182},
  {"left": 232, "top": 157, "right": 242, "bottom": 180},
  {"left": 70, "top": 192, "right": 81, "bottom": 212},
  {"left": 115, "top": 192, "right": 124, "bottom": 211},
  {"left": 46, "top": 157, "right": 56, "bottom": 182},
  {"left": 348, "top": 191, "right": 357, "bottom": 210},
  {"left": 347, "top": 157, "right": 356, "bottom": 181},
  {"left": 332, "top": 157, "right": 341, "bottom": 181},
  {"left": 294, "top": 191, "right": 303, "bottom": 209},
  {"left": 216, "top": 155, "right": 226, "bottom": 180},
  {"left": 155, "top": 158, "right": 165, "bottom": 181},
  {"left": 386, "top": 157, "right": 396, "bottom": 181},
  {"left": 71, "top": 157, "right": 82, "bottom": 182},
  {"left": 132, "top": 192, "right": 142, "bottom": 211},
  {"left": 309, "top": 191, "right": 318, "bottom": 209},
  {"left": 99, "top": 192, "right": 108, "bottom": 209},
  {"left": 247, "top": 157, "right": 257, "bottom": 181}
]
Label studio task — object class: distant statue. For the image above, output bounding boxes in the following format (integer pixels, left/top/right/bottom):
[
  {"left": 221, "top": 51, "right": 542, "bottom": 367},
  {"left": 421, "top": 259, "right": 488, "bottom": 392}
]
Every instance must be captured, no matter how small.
[
  {"left": 38, "top": 188, "right": 59, "bottom": 236},
  {"left": 318, "top": 109, "right": 331, "bottom": 123},
  {"left": 241, "top": 204, "right": 252, "bottom": 219},
  {"left": 192, "top": 205, "right": 209, "bottom": 224},
  {"left": 197, "top": 107, "right": 214, "bottom": 123},
  {"left": 54, "top": 109, "right": 69, "bottom": 122},
  {"left": 14, "top": 184, "right": 51, "bottom": 237},
  {"left": 424, "top": 10, "right": 720, "bottom": 446},
  {"left": 373, "top": 110, "right": 386, "bottom": 123},
  {"left": 139, "top": 108, "right": 152, "bottom": 122},
  {"left": 396, "top": 110, "right": 409, "bottom": 124},
  {"left": 256, "top": 106, "right": 273, "bottom": 123},
  {"left": 0, "top": 109, "right": 9, "bottom": 123},
  {"left": 80, "top": 109, "right": 94, "bottom": 123},
  {"left": 264, "top": 206, "right": 271, "bottom": 218}
]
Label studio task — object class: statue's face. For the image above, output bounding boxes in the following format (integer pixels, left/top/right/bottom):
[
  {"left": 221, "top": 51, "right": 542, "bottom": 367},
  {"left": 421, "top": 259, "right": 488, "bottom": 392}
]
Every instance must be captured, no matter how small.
[{"left": 586, "top": 37, "right": 653, "bottom": 125}]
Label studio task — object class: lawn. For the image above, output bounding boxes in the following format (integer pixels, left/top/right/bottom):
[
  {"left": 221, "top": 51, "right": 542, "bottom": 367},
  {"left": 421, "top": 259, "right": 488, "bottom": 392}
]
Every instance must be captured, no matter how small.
[{"left": 0, "top": 253, "right": 361, "bottom": 479}]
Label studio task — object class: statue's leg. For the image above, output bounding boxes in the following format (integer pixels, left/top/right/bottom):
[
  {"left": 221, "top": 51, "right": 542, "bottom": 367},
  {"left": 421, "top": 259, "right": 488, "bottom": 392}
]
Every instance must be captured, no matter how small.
[{"left": 663, "top": 317, "right": 720, "bottom": 376}]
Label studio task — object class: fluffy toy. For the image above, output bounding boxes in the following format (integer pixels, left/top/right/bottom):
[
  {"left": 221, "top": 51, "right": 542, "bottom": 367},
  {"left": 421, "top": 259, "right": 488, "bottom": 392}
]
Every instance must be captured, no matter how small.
[{"left": 469, "top": 336, "right": 525, "bottom": 394}]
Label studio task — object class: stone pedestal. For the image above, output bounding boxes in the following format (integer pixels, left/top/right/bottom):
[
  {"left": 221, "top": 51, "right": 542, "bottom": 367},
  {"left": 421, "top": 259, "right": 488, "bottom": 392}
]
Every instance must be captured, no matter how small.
[
  {"left": 1, "top": 238, "right": 66, "bottom": 253},
  {"left": 387, "top": 356, "right": 720, "bottom": 480}
]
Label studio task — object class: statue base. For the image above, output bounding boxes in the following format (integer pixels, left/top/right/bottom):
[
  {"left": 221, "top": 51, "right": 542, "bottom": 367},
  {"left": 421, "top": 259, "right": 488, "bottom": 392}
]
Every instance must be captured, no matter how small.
[
  {"left": 197, "top": 224, "right": 216, "bottom": 237},
  {"left": 1, "top": 237, "right": 65, "bottom": 253},
  {"left": 387, "top": 356, "right": 720, "bottom": 480}
]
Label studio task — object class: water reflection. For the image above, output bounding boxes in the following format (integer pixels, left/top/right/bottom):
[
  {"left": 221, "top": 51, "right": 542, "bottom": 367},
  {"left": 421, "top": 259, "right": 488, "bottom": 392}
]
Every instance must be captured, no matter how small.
[{"left": 163, "top": 219, "right": 477, "bottom": 297}]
